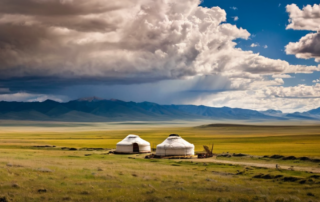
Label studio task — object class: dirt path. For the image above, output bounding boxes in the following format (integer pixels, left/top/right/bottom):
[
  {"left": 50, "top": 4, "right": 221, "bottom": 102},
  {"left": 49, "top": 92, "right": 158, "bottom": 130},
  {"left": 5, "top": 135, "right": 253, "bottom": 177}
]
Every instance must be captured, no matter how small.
[{"left": 179, "top": 158, "right": 320, "bottom": 174}]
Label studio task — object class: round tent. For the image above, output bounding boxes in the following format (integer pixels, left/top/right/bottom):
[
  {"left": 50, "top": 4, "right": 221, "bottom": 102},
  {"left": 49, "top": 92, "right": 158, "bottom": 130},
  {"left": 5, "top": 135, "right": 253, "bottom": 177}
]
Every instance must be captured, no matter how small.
[
  {"left": 115, "top": 134, "right": 151, "bottom": 154},
  {"left": 156, "top": 134, "right": 194, "bottom": 156}
]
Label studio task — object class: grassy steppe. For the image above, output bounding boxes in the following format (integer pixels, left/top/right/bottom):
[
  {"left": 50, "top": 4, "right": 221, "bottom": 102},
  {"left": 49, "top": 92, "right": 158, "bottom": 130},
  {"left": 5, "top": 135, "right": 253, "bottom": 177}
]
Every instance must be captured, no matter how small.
[
  {"left": 1, "top": 123, "right": 320, "bottom": 201},
  {"left": 1, "top": 124, "right": 320, "bottom": 156}
]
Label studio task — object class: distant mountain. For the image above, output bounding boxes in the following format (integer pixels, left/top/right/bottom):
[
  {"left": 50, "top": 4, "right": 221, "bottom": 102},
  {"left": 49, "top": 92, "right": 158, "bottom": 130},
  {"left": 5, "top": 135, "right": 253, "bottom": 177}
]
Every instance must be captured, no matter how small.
[
  {"left": 308, "top": 107, "right": 320, "bottom": 115},
  {"left": 0, "top": 97, "right": 319, "bottom": 122},
  {"left": 260, "top": 109, "right": 283, "bottom": 117}
]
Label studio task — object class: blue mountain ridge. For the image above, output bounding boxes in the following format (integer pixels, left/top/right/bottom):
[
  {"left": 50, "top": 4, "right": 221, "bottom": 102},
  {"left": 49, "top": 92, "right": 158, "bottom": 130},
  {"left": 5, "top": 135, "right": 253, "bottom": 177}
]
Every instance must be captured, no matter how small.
[{"left": 0, "top": 97, "right": 318, "bottom": 122}]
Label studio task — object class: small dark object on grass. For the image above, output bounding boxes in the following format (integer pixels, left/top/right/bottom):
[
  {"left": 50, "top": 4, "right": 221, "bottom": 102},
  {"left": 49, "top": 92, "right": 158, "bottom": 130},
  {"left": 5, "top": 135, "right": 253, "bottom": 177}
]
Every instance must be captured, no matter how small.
[
  {"left": 275, "top": 175, "right": 283, "bottom": 178},
  {"left": 236, "top": 170, "right": 245, "bottom": 175},
  {"left": 84, "top": 154, "right": 91, "bottom": 156},
  {"left": 38, "top": 188, "right": 47, "bottom": 193},
  {"left": 270, "top": 155, "right": 284, "bottom": 159},
  {"left": 69, "top": 148, "right": 77, "bottom": 151},
  {"left": 299, "top": 157, "right": 310, "bottom": 161},
  {"left": 253, "top": 174, "right": 273, "bottom": 179},
  {"left": 233, "top": 153, "right": 247, "bottom": 157},
  {"left": 62, "top": 197, "right": 71, "bottom": 201},
  {"left": 299, "top": 180, "right": 306, "bottom": 184},
  {"left": 307, "top": 192, "right": 315, "bottom": 197},
  {"left": 310, "top": 175, "right": 320, "bottom": 179},
  {"left": 132, "top": 173, "right": 138, "bottom": 177},
  {"left": 80, "top": 191, "right": 89, "bottom": 195},
  {"left": 263, "top": 155, "right": 269, "bottom": 158},
  {"left": 282, "top": 156, "right": 297, "bottom": 160},
  {"left": 97, "top": 168, "right": 103, "bottom": 171},
  {"left": 61, "top": 147, "right": 70, "bottom": 150},
  {"left": 33, "top": 145, "right": 55, "bottom": 148},
  {"left": 11, "top": 183, "right": 20, "bottom": 188},
  {"left": 128, "top": 157, "right": 135, "bottom": 159},
  {"left": 0, "top": 197, "right": 8, "bottom": 202},
  {"left": 283, "top": 176, "right": 302, "bottom": 182}
]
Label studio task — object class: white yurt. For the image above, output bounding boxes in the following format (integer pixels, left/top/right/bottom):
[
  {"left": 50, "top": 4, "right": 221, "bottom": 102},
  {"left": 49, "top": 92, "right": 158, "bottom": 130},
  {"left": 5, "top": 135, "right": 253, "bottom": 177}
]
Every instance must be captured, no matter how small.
[
  {"left": 156, "top": 134, "right": 194, "bottom": 156},
  {"left": 115, "top": 134, "right": 151, "bottom": 154}
]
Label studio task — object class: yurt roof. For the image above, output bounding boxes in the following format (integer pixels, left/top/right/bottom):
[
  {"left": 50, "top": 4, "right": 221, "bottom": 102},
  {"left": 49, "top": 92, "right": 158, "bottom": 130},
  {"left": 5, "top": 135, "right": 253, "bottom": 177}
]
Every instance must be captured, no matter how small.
[
  {"left": 116, "top": 134, "right": 150, "bottom": 146},
  {"left": 157, "top": 135, "right": 194, "bottom": 149}
]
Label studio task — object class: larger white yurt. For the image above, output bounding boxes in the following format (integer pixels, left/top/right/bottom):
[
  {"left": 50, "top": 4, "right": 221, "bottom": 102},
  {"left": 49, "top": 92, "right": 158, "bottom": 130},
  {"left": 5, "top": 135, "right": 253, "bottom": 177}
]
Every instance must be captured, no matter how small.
[
  {"left": 156, "top": 134, "right": 194, "bottom": 156},
  {"left": 115, "top": 134, "right": 151, "bottom": 154}
]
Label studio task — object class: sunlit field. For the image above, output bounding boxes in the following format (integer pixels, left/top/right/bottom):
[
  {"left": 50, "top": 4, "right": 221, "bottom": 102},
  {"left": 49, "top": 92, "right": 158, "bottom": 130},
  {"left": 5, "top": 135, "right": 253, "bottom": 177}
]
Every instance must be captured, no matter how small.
[
  {"left": 1, "top": 122, "right": 320, "bottom": 156},
  {"left": 1, "top": 121, "right": 320, "bottom": 201}
]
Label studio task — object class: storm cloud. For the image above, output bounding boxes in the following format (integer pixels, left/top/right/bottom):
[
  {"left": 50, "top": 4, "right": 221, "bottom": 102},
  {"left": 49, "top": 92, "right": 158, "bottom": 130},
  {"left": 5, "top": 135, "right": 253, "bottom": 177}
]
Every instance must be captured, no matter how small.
[
  {"left": 0, "top": 0, "right": 320, "bottom": 112},
  {"left": 0, "top": 0, "right": 319, "bottom": 91}
]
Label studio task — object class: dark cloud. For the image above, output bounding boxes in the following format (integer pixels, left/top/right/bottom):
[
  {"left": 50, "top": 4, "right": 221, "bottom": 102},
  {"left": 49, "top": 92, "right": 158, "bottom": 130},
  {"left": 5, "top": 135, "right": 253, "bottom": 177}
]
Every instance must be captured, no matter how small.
[
  {"left": 286, "top": 32, "right": 320, "bottom": 62},
  {"left": 0, "top": 0, "right": 319, "bottom": 105},
  {"left": 0, "top": 0, "right": 128, "bottom": 16}
]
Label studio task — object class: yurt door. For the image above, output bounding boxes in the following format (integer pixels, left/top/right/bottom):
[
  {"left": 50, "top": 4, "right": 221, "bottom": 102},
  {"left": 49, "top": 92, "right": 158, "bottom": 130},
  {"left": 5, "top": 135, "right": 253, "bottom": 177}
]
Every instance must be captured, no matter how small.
[{"left": 133, "top": 143, "right": 139, "bottom": 152}]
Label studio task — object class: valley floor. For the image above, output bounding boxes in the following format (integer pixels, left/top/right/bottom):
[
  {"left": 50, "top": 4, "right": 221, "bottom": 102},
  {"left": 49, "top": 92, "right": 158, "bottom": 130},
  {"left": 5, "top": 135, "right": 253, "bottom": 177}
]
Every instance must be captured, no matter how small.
[{"left": 1, "top": 122, "right": 320, "bottom": 201}]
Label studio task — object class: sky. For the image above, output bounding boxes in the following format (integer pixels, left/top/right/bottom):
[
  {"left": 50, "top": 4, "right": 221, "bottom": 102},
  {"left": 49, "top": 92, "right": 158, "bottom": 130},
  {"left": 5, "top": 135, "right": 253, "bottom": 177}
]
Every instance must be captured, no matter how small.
[{"left": 0, "top": 0, "right": 320, "bottom": 113}]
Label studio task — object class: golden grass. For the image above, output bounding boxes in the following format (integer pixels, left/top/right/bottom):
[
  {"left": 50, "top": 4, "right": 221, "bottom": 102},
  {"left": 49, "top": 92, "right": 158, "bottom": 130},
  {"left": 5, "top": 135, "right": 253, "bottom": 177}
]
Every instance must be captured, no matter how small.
[
  {"left": 1, "top": 124, "right": 320, "bottom": 157},
  {"left": 1, "top": 123, "right": 320, "bottom": 201},
  {"left": 1, "top": 149, "right": 320, "bottom": 202}
]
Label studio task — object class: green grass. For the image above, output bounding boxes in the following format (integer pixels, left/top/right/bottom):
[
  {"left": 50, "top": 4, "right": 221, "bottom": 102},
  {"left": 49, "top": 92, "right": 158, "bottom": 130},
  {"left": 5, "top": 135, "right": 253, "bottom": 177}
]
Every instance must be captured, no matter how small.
[
  {"left": 1, "top": 124, "right": 320, "bottom": 156},
  {"left": 1, "top": 123, "right": 320, "bottom": 201},
  {"left": 1, "top": 150, "right": 320, "bottom": 202}
]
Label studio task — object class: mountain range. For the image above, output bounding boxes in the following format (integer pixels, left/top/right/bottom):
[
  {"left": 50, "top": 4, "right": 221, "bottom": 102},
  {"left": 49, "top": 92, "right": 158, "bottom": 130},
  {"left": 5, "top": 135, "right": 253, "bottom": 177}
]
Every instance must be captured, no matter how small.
[{"left": 0, "top": 97, "right": 319, "bottom": 122}]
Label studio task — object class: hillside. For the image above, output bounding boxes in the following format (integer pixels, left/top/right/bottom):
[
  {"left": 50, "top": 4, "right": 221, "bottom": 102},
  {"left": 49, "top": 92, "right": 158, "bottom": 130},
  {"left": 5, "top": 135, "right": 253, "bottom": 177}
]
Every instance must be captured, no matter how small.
[{"left": 0, "top": 97, "right": 319, "bottom": 122}]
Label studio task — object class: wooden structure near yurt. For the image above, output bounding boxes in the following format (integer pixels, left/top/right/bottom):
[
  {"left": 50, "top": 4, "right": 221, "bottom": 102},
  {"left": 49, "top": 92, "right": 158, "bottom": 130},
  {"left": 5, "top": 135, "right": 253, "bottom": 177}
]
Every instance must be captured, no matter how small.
[
  {"left": 197, "top": 144, "right": 215, "bottom": 158},
  {"left": 115, "top": 134, "right": 151, "bottom": 154},
  {"left": 152, "top": 134, "right": 195, "bottom": 158}
]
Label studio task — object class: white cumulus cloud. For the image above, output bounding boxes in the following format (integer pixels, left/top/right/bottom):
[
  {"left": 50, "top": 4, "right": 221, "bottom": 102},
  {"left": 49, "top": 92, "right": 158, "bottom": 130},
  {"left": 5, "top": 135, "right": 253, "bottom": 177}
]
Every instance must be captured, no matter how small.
[
  {"left": 285, "top": 4, "right": 320, "bottom": 62},
  {"left": 0, "top": 0, "right": 319, "bottom": 112}
]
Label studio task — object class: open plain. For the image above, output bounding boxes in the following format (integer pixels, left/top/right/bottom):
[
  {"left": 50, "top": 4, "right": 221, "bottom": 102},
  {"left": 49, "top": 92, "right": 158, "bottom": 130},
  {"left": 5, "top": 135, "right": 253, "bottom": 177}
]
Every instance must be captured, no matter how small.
[{"left": 1, "top": 121, "right": 320, "bottom": 202}]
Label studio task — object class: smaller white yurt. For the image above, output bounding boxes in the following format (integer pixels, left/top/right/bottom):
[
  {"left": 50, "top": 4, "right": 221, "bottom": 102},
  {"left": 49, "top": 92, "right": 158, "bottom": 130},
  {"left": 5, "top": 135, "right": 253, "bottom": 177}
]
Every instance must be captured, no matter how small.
[
  {"left": 115, "top": 134, "right": 151, "bottom": 154},
  {"left": 156, "top": 134, "right": 194, "bottom": 156}
]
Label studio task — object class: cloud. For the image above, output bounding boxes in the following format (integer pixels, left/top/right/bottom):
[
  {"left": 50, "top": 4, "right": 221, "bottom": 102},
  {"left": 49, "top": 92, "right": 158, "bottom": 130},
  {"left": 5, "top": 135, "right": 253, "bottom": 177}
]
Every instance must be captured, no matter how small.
[
  {"left": 313, "top": 78, "right": 320, "bottom": 83},
  {"left": 0, "top": 88, "right": 10, "bottom": 93},
  {"left": 0, "top": 92, "right": 65, "bottom": 102},
  {"left": 0, "top": 0, "right": 250, "bottom": 85},
  {"left": 272, "top": 74, "right": 292, "bottom": 78},
  {"left": 230, "top": 7, "right": 237, "bottom": 10},
  {"left": 285, "top": 4, "right": 320, "bottom": 62},
  {"left": 0, "top": 0, "right": 317, "bottom": 92},
  {"left": 188, "top": 84, "right": 320, "bottom": 113},
  {"left": 0, "top": 0, "right": 319, "bottom": 113},
  {"left": 250, "top": 43, "right": 259, "bottom": 47},
  {"left": 286, "top": 32, "right": 320, "bottom": 62},
  {"left": 233, "top": 16, "right": 239, "bottom": 21},
  {"left": 264, "top": 45, "right": 268, "bottom": 49},
  {"left": 286, "top": 4, "right": 320, "bottom": 31}
]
